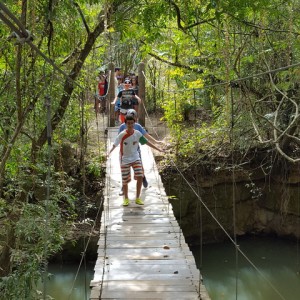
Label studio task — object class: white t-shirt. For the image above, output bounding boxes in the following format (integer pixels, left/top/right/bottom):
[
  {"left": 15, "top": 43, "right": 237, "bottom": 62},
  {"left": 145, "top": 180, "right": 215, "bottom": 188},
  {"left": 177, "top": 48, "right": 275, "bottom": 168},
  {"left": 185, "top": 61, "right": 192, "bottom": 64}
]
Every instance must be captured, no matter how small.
[
  {"left": 113, "top": 130, "right": 147, "bottom": 164},
  {"left": 114, "top": 76, "right": 118, "bottom": 96}
]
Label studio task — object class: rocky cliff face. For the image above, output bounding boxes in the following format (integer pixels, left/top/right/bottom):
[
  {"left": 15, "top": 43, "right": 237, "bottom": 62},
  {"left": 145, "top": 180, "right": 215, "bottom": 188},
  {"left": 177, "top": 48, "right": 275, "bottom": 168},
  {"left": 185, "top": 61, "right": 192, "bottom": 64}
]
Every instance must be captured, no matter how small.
[{"left": 162, "top": 161, "right": 300, "bottom": 245}]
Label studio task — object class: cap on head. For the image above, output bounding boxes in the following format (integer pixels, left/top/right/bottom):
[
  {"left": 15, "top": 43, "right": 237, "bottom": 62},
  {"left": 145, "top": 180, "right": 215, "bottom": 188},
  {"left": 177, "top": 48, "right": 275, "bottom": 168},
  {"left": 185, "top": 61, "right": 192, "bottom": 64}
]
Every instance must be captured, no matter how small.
[
  {"left": 126, "top": 109, "right": 137, "bottom": 119},
  {"left": 115, "top": 67, "right": 121, "bottom": 71},
  {"left": 124, "top": 78, "right": 131, "bottom": 84}
]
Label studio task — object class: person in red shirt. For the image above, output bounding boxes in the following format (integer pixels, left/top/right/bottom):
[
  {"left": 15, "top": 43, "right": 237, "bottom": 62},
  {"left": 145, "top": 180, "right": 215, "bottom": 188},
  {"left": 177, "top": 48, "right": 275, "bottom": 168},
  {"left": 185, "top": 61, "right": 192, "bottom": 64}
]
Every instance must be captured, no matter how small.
[{"left": 95, "top": 71, "right": 107, "bottom": 113}]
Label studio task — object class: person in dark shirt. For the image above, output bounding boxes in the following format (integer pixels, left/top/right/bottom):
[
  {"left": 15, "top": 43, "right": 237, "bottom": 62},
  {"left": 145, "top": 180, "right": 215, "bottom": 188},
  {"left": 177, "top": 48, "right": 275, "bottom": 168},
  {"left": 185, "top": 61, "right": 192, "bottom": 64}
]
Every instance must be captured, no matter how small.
[{"left": 111, "top": 78, "right": 141, "bottom": 123}]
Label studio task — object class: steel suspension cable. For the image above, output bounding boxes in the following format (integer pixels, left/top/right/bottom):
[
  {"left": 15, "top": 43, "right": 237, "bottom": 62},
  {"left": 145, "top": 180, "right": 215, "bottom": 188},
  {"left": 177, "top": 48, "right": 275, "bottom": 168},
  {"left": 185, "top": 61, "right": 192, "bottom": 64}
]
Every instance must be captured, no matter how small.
[
  {"left": 67, "top": 195, "right": 104, "bottom": 299},
  {"left": 142, "top": 57, "right": 300, "bottom": 93},
  {"left": 297, "top": 183, "right": 300, "bottom": 275},
  {"left": 140, "top": 71, "right": 287, "bottom": 300},
  {"left": 169, "top": 158, "right": 287, "bottom": 300},
  {"left": 67, "top": 91, "right": 97, "bottom": 297},
  {"left": 80, "top": 91, "right": 88, "bottom": 300},
  {"left": 41, "top": 53, "right": 56, "bottom": 299},
  {"left": 67, "top": 69, "right": 112, "bottom": 297},
  {"left": 43, "top": 93, "right": 52, "bottom": 300},
  {"left": 231, "top": 86, "right": 239, "bottom": 300}
]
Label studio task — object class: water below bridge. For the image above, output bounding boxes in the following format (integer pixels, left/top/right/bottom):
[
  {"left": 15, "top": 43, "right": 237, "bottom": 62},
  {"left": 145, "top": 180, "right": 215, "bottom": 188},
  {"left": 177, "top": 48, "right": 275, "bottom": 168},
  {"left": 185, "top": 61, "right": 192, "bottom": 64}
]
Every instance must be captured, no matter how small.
[{"left": 44, "top": 235, "right": 299, "bottom": 299}]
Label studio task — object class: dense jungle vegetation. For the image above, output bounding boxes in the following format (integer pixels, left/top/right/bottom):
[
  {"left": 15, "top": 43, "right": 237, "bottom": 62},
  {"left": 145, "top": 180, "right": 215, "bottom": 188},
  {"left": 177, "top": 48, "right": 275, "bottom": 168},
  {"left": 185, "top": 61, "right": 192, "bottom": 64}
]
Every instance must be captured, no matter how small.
[{"left": 1, "top": 0, "right": 300, "bottom": 298}]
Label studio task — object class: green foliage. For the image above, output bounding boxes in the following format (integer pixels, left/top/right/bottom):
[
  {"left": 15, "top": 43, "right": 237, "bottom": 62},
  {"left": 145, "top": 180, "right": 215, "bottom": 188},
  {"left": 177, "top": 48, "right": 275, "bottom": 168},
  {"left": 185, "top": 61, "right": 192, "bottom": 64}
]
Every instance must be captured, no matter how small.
[
  {"left": 0, "top": 171, "right": 78, "bottom": 298},
  {"left": 86, "top": 155, "right": 105, "bottom": 178}
]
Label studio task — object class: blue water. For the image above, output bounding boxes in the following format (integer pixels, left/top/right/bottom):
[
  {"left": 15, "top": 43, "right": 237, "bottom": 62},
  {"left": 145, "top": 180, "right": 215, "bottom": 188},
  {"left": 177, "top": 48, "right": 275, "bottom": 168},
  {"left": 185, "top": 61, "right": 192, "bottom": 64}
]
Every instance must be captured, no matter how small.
[{"left": 192, "top": 236, "right": 300, "bottom": 300}]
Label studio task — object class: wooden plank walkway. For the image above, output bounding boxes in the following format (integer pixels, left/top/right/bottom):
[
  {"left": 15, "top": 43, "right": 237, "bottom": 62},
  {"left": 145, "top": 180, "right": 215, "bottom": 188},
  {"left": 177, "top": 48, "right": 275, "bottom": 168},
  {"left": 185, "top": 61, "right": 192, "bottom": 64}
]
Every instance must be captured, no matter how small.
[{"left": 90, "top": 127, "right": 210, "bottom": 299}]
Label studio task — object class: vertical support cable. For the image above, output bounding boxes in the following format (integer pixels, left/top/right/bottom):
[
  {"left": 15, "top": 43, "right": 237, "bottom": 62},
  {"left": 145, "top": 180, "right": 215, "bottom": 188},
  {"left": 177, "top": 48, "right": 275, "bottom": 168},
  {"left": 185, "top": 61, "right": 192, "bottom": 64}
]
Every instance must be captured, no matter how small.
[
  {"left": 179, "top": 176, "right": 183, "bottom": 246},
  {"left": 43, "top": 95, "right": 52, "bottom": 300},
  {"left": 193, "top": 89, "right": 197, "bottom": 122},
  {"left": 68, "top": 91, "right": 88, "bottom": 300},
  {"left": 80, "top": 91, "right": 88, "bottom": 300},
  {"left": 195, "top": 172, "right": 203, "bottom": 296},
  {"left": 297, "top": 180, "right": 300, "bottom": 274},
  {"left": 230, "top": 85, "right": 239, "bottom": 300},
  {"left": 174, "top": 91, "right": 176, "bottom": 114}
]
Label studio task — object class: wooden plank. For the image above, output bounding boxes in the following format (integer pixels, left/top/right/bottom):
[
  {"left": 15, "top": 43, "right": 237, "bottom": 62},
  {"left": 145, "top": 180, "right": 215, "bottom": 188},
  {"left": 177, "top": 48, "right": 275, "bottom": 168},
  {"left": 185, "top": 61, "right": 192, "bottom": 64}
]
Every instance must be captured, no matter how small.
[
  {"left": 98, "top": 241, "right": 182, "bottom": 247},
  {"left": 99, "top": 233, "right": 180, "bottom": 239},
  {"left": 101, "top": 225, "right": 181, "bottom": 234},
  {"left": 94, "top": 265, "right": 200, "bottom": 281},
  {"left": 98, "top": 272, "right": 196, "bottom": 281},
  {"left": 104, "top": 213, "right": 176, "bottom": 219},
  {"left": 91, "top": 279, "right": 198, "bottom": 287},
  {"left": 98, "top": 239, "right": 181, "bottom": 248},
  {"left": 102, "top": 222, "right": 181, "bottom": 230},
  {"left": 95, "top": 264, "right": 197, "bottom": 275},
  {"left": 108, "top": 209, "right": 172, "bottom": 216},
  {"left": 105, "top": 202, "right": 171, "bottom": 208},
  {"left": 103, "top": 205, "right": 172, "bottom": 212},
  {"left": 94, "top": 261, "right": 200, "bottom": 276},
  {"left": 100, "top": 291, "right": 200, "bottom": 299},
  {"left": 97, "top": 247, "right": 188, "bottom": 255},
  {"left": 102, "top": 217, "right": 177, "bottom": 224},
  {"left": 95, "top": 259, "right": 193, "bottom": 266},
  {"left": 101, "top": 282, "right": 197, "bottom": 292}
]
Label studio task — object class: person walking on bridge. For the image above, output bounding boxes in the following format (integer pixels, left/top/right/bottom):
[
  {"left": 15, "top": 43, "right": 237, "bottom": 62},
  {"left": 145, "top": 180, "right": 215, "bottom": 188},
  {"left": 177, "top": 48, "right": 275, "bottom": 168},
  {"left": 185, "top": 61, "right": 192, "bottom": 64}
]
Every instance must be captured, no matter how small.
[
  {"left": 118, "top": 109, "right": 164, "bottom": 195},
  {"left": 111, "top": 78, "right": 141, "bottom": 124},
  {"left": 108, "top": 114, "right": 164, "bottom": 206}
]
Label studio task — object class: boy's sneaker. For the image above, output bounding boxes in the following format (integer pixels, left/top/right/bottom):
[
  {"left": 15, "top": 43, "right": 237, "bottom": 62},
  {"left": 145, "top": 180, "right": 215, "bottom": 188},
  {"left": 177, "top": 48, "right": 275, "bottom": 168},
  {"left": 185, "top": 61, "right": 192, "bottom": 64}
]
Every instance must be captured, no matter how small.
[
  {"left": 142, "top": 176, "right": 148, "bottom": 188},
  {"left": 135, "top": 198, "right": 144, "bottom": 205},
  {"left": 123, "top": 198, "right": 130, "bottom": 206}
]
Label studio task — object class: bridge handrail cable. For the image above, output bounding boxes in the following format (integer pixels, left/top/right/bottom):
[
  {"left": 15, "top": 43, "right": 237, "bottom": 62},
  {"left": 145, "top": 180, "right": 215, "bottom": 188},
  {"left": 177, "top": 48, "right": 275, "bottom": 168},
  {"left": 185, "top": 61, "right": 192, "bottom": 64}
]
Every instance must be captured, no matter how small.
[{"left": 141, "top": 70, "right": 287, "bottom": 300}]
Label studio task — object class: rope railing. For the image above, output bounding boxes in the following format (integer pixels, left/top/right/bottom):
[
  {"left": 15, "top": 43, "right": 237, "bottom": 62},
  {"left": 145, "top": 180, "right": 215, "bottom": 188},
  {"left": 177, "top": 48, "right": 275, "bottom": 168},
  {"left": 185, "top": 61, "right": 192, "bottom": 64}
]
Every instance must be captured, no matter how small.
[
  {"left": 66, "top": 196, "right": 104, "bottom": 299},
  {"left": 43, "top": 95, "right": 52, "bottom": 300},
  {"left": 0, "top": 3, "right": 111, "bottom": 299},
  {"left": 143, "top": 59, "right": 300, "bottom": 93},
  {"left": 141, "top": 71, "right": 287, "bottom": 300}
]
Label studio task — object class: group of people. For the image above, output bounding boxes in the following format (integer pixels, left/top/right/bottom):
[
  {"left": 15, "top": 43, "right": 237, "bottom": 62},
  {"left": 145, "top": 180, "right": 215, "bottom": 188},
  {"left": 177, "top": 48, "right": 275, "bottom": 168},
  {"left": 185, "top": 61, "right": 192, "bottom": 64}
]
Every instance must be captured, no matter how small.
[
  {"left": 96, "top": 66, "right": 165, "bottom": 206},
  {"left": 94, "top": 67, "right": 141, "bottom": 124},
  {"left": 108, "top": 109, "right": 165, "bottom": 206}
]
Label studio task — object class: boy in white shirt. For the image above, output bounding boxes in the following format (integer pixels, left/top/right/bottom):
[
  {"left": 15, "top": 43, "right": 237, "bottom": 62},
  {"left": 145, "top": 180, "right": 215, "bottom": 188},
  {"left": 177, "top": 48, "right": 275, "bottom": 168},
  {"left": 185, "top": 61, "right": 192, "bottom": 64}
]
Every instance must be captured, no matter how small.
[{"left": 108, "top": 115, "right": 164, "bottom": 206}]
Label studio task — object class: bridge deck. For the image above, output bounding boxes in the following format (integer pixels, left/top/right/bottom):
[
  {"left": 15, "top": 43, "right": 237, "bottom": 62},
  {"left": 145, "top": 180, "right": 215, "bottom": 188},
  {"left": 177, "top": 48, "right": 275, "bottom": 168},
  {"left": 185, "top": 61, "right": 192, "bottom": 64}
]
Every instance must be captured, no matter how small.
[{"left": 90, "top": 127, "right": 210, "bottom": 299}]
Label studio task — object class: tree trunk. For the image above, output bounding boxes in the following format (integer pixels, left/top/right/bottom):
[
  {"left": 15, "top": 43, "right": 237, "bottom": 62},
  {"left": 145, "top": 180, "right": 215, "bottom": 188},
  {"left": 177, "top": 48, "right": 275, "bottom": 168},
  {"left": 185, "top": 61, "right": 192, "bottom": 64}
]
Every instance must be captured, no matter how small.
[{"left": 32, "top": 20, "right": 105, "bottom": 158}]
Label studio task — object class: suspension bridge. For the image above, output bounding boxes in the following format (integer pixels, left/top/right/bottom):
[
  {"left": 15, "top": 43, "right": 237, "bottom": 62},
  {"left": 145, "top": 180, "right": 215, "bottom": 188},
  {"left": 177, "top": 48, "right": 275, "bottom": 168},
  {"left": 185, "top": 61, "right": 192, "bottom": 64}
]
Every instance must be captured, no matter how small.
[
  {"left": 89, "top": 124, "right": 210, "bottom": 299},
  {"left": 0, "top": 3, "right": 298, "bottom": 299}
]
